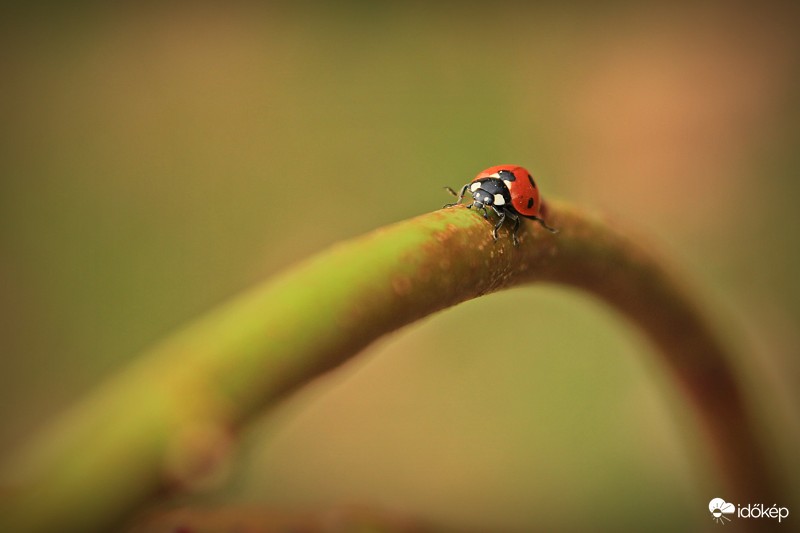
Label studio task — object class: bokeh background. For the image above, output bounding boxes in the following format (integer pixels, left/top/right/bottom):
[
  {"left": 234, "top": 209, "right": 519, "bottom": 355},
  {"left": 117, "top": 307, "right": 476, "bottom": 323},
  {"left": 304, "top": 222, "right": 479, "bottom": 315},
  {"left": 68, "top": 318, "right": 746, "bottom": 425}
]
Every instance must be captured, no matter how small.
[{"left": 2, "top": 2, "right": 799, "bottom": 531}]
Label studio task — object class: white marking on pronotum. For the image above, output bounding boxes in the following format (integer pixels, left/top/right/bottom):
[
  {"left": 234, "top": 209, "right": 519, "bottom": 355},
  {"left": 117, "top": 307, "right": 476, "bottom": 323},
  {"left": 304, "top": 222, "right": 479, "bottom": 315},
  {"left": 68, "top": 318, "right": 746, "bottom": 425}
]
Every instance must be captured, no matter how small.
[
  {"left": 470, "top": 182, "right": 481, "bottom": 192},
  {"left": 488, "top": 172, "right": 500, "bottom": 179},
  {"left": 494, "top": 194, "right": 505, "bottom": 205},
  {"left": 502, "top": 180, "right": 513, "bottom": 189}
]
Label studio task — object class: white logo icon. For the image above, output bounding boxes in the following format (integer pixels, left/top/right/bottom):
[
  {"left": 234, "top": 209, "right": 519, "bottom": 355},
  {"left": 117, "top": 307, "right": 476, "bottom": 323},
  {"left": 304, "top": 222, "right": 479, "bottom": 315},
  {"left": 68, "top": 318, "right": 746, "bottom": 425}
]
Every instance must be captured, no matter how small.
[{"left": 709, "top": 498, "right": 735, "bottom": 524}]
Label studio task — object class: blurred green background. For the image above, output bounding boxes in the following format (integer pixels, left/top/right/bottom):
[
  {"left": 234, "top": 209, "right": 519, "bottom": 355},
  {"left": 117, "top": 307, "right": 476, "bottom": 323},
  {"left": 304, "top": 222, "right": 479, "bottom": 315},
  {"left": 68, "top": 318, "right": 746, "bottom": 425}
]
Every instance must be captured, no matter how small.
[{"left": 1, "top": 2, "right": 799, "bottom": 531}]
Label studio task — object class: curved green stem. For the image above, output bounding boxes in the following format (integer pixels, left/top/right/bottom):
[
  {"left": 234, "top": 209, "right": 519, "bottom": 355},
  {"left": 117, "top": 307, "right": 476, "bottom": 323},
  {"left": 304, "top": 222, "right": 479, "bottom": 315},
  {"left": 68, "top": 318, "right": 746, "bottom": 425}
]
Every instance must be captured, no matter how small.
[{"left": 0, "top": 201, "right": 781, "bottom": 532}]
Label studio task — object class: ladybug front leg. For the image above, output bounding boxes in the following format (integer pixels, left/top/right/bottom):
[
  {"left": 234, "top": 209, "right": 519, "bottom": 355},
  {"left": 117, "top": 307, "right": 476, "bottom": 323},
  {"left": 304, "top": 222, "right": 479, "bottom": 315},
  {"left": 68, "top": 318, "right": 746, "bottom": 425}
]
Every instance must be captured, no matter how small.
[
  {"left": 491, "top": 206, "right": 506, "bottom": 241},
  {"left": 443, "top": 183, "right": 470, "bottom": 208}
]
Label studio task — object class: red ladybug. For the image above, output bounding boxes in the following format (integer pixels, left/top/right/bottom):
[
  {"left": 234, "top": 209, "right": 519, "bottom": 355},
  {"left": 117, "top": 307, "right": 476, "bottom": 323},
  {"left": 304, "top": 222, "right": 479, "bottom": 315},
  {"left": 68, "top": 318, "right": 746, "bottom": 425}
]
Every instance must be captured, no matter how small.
[{"left": 445, "top": 164, "right": 557, "bottom": 246}]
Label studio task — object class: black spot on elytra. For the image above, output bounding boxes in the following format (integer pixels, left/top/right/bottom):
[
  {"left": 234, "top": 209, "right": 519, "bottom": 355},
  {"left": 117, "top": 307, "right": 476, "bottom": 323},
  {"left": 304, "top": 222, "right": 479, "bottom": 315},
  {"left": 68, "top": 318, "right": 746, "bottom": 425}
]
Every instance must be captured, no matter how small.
[
  {"left": 498, "top": 170, "right": 516, "bottom": 181},
  {"left": 528, "top": 174, "right": 537, "bottom": 188},
  {"left": 527, "top": 198, "right": 534, "bottom": 209}
]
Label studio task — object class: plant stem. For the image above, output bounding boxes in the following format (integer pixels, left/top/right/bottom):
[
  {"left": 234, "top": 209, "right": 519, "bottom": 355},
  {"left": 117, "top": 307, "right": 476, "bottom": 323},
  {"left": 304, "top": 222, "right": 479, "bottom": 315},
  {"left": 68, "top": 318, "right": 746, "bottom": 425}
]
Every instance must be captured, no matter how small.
[{"left": 0, "top": 201, "right": 781, "bottom": 532}]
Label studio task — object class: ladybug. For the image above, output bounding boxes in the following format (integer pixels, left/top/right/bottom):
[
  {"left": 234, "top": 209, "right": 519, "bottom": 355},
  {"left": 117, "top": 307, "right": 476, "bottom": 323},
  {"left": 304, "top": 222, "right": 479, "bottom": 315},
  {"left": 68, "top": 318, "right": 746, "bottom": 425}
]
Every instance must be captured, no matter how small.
[{"left": 444, "top": 164, "right": 557, "bottom": 246}]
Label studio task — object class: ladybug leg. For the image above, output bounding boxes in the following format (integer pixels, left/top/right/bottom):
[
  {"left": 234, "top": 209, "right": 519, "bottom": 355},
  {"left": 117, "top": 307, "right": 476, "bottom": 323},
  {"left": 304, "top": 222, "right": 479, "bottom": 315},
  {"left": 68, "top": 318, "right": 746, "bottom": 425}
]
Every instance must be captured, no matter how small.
[
  {"left": 533, "top": 217, "right": 559, "bottom": 234},
  {"left": 508, "top": 211, "right": 521, "bottom": 247},
  {"left": 443, "top": 184, "right": 470, "bottom": 208},
  {"left": 493, "top": 208, "right": 520, "bottom": 246},
  {"left": 491, "top": 207, "right": 506, "bottom": 241}
]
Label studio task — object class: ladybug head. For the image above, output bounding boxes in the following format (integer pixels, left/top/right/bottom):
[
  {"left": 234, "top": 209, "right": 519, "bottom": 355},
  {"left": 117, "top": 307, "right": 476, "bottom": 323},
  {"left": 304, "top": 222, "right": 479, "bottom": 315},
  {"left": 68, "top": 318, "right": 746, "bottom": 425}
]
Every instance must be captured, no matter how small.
[{"left": 472, "top": 189, "right": 494, "bottom": 209}]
